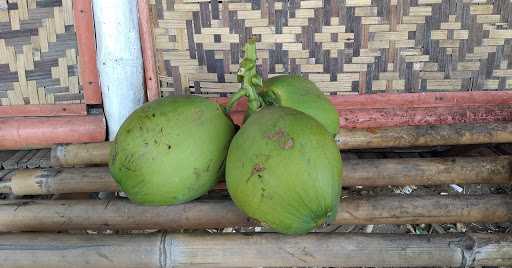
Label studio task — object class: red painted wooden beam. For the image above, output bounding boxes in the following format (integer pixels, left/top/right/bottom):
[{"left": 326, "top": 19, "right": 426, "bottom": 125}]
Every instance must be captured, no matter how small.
[
  {"left": 0, "top": 104, "right": 86, "bottom": 117},
  {"left": 214, "top": 91, "right": 512, "bottom": 128},
  {"left": 337, "top": 105, "right": 512, "bottom": 129},
  {"left": 329, "top": 91, "right": 512, "bottom": 109},
  {"left": 0, "top": 115, "right": 106, "bottom": 150},
  {"left": 138, "top": 0, "right": 160, "bottom": 101},
  {"left": 74, "top": 0, "right": 102, "bottom": 104},
  {"left": 214, "top": 91, "right": 512, "bottom": 111}
]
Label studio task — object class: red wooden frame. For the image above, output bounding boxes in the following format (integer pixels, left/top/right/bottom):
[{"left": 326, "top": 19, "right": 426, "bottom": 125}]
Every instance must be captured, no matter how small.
[
  {"left": 0, "top": 0, "right": 105, "bottom": 150},
  {"left": 0, "top": 115, "right": 106, "bottom": 150},
  {"left": 74, "top": 0, "right": 102, "bottom": 105},
  {"left": 138, "top": 0, "right": 160, "bottom": 101},
  {"left": 2, "top": 0, "right": 511, "bottom": 150},
  {"left": 0, "top": 104, "right": 86, "bottom": 117}
]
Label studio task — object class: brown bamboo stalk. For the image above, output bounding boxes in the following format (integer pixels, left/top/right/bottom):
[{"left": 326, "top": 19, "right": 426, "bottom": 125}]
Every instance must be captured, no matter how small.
[
  {"left": 0, "top": 232, "right": 511, "bottom": 267},
  {"left": 3, "top": 156, "right": 511, "bottom": 195},
  {"left": 50, "top": 122, "right": 512, "bottom": 166},
  {"left": 0, "top": 194, "right": 510, "bottom": 232},
  {"left": 338, "top": 121, "right": 512, "bottom": 149},
  {"left": 50, "top": 142, "right": 111, "bottom": 167}
]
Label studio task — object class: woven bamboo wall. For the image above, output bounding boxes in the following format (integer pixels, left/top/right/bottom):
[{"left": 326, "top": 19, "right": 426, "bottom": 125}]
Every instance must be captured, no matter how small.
[
  {"left": 150, "top": 0, "right": 512, "bottom": 97},
  {"left": 0, "top": 0, "right": 81, "bottom": 106}
]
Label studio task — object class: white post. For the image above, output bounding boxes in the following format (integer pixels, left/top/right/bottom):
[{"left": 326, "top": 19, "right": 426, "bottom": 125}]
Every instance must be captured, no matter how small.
[{"left": 92, "top": 0, "right": 145, "bottom": 141}]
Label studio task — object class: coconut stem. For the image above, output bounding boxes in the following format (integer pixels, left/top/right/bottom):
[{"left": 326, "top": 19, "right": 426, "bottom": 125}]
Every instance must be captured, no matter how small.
[{"left": 224, "top": 38, "right": 264, "bottom": 116}]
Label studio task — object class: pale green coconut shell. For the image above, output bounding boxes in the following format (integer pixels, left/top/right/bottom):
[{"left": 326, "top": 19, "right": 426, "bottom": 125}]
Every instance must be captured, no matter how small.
[
  {"left": 109, "top": 95, "right": 235, "bottom": 205},
  {"left": 226, "top": 106, "right": 342, "bottom": 235}
]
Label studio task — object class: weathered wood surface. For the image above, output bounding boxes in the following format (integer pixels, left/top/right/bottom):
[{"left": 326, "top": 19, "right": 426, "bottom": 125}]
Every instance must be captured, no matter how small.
[
  {"left": 0, "top": 194, "right": 510, "bottom": 232},
  {"left": 2, "top": 156, "right": 511, "bottom": 195},
  {"left": 0, "top": 232, "right": 511, "bottom": 267}
]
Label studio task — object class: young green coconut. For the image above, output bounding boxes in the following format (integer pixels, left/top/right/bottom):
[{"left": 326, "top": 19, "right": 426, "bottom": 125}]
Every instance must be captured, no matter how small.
[
  {"left": 109, "top": 96, "right": 235, "bottom": 205},
  {"left": 225, "top": 39, "right": 343, "bottom": 235},
  {"left": 226, "top": 39, "right": 340, "bottom": 135}
]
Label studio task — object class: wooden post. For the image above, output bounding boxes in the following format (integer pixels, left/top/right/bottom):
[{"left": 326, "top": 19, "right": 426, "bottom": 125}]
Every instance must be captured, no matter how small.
[
  {"left": 0, "top": 195, "right": 510, "bottom": 232},
  {"left": 0, "top": 232, "right": 511, "bottom": 267},
  {"left": 3, "top": 156, "right": 511, "bottom": 195}
]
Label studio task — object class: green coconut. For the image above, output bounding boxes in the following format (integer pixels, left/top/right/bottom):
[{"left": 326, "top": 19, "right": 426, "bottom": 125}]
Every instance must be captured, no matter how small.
[
  {"left": 225, "top": 106, "right": 342, "bottom": 235},
  {"left": 226, "top": 39, "right": 340, "bottom": 135},
  {"left": 109, "top": 95, "right": 235, "bottom": 205},
  {"left": 258, "top": 75, "right": 340, "bottom": 135}
]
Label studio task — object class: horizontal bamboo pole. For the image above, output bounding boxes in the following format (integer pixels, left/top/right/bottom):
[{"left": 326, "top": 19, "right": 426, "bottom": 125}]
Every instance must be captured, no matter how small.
[
  {"left": 0, "top": 232, "right": 511, "bottom": 267},
  {"left": 1, "top": 194, "right": 510, "bottom": 232},
  {"left": 49, "top": 122, "right": 512, "bottom": 166},
  {"left": 50, "top": 142, "right": 111, "bottom": 167},
  {"left": 2, "top": 156, "right": 511, "bottom": 195},
  {"left": 338, "top": 121, "right": 512, "bottom": 149}
]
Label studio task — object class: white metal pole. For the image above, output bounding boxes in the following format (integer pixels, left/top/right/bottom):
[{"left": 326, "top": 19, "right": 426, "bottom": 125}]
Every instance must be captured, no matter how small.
[{"left": 92, "top": 0, "right": 145, "bottom": 141}]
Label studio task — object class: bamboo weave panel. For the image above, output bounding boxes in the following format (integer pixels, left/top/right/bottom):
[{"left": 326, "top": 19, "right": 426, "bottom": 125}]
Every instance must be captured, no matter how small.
[
  {"left": 0, "top": 0, "right": 82, "bottom": 106},
  {"left": 150, "top": 0, "right": 512, "bottom": 96}
]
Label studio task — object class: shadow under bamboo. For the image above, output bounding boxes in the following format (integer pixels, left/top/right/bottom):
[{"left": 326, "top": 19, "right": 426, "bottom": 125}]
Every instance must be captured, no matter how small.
[
  {"left": 0, "top": 232, "right": 511, "bottom": 268},
  {"left": 2, "top": 156, "right": 510, "bottom": 195},
  {"left": 0, "top": 194, "right": 510, "bottom": 232},
  {"left": 49, "top": 122, "right": 512, "bottom": 167}
]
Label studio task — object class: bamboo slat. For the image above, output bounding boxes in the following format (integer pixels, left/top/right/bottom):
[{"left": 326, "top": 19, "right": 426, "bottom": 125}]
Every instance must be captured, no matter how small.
[
  {"left": 0, "top": 232, "right": 511, "bottom": 267},
  {"left": 2, "top": 156, "right": 511, "bottom": 195},
  {"left": 0, "top": 194, "right": 510, "bottom": 232}
]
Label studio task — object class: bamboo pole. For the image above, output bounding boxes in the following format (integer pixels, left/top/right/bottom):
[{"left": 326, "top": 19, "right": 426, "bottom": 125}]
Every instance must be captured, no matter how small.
[
  {"left": 50, "top": 142, "right": 111, "bottom": 167},
  {"left": 338, "top": 121, "right": 512, "bottom": 149},
  {"left": 0, "top": 194, "right": 510, "bottom": 232},
  {"left": 0, "top": 232, "right": 511, "bottom": 267},
  {"left": 49, "top": 122, "right": 512, "bottom": 166},
  {"left": 3, "top": 156, "right": 511, "bottom": 195}
]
